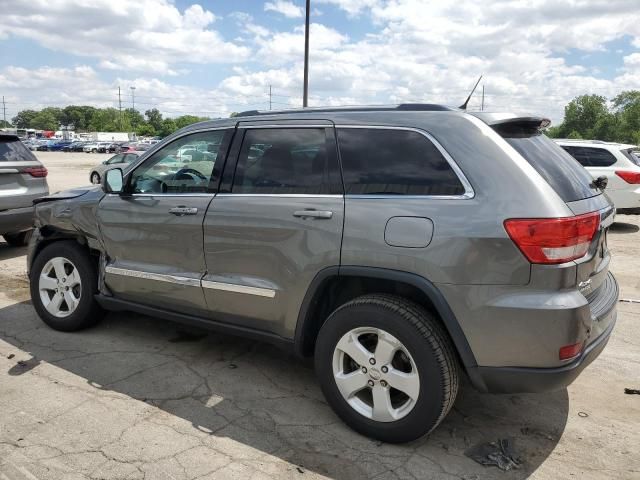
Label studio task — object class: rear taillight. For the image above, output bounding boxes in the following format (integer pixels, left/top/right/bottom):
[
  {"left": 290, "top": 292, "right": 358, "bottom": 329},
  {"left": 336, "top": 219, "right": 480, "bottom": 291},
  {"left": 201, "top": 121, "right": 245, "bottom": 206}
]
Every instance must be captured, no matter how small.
[
  {"left": 24, "top": 167, "right": 48, "bottom": 178},
  {"left": 615, "top": 170, "right": 640, "bottom": 184},
  {"left": 504, "top": 212, "right": 600, "bottom": 264}
]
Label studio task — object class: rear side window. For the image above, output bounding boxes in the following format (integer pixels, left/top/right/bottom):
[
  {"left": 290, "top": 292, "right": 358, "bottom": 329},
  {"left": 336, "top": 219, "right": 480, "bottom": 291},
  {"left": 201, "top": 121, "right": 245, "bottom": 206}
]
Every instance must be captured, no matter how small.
[
  {"left": 232, "top": 128, "right": 341, "bottom": 194},
  {"left": 496, "top": 128, "right": 598, "bottom": 202},
  {"left": 621, "top": 149, "right": 640, "bottom": 167},
  {"left": 337, "top": 128, "right": 465, "bottom": 195},
  {"left": 561, "top": 146, "right": 617, "bottom": 167},
  {"left": 0, "top": 137, "right": 38, "bottom": 162}
]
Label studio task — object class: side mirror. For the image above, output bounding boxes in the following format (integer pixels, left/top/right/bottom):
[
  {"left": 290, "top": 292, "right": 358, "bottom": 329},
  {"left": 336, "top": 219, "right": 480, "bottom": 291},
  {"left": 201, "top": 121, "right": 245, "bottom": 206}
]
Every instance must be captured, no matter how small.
[{"left": 103, "top": 168, "right": 124, "bottom": 194}]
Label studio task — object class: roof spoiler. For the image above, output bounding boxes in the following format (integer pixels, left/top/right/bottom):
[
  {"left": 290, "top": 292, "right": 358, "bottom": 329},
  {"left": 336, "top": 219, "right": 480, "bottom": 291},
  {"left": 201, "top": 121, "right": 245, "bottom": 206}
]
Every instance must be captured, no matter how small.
[{"left": 469, "top": 112, "right": 551, "bottom": 129}]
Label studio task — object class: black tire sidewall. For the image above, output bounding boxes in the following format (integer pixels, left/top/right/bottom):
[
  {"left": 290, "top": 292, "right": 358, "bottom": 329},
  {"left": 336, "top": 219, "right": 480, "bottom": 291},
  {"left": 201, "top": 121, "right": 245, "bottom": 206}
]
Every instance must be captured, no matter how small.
[
  {"left": 30, "top": 241, "right": 101, "bottom": 331},
  {"left": 315, "top": 300, "right": 451, "bottom": 443}
]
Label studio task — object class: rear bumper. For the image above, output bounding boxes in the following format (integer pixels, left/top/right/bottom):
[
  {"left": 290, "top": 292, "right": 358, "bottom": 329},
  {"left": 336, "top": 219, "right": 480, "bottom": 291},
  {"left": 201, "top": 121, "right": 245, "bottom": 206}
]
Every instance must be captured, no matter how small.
[
  {"left": 0, "top": 205, "right": 35, "bottom": 234},
  {"left": 469, "top": 315, "right": 615, "bottom": 393}
]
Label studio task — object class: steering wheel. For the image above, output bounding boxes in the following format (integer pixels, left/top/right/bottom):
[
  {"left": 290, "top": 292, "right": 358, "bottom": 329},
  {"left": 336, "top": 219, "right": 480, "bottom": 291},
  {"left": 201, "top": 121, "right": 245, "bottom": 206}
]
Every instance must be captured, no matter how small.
[{"left": 173, "top": 168, "right": 207, "bottom": 182}]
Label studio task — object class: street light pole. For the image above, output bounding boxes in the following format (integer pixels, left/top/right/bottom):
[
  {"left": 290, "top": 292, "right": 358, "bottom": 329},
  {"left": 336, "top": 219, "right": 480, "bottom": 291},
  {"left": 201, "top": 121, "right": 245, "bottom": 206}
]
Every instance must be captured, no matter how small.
[{"left": 303, "top": 0, "right": 310, "bottom": 107}]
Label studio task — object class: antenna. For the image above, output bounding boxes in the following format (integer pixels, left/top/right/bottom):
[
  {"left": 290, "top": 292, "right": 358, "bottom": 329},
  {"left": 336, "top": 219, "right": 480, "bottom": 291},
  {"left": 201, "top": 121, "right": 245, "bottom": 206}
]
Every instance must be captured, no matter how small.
[{"left": 459, "top": 75, "right": 483, "bottom": 110}]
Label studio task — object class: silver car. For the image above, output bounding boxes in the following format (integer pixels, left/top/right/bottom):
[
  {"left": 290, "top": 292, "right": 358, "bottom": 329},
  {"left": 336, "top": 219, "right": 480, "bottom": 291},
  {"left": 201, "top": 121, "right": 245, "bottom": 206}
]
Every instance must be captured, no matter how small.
[
  {"left": 26, "top": 105, "right": 617, "bottom": 442},
  {"left": 89, "top": 152, "right": 139, "bottom": 184},
  {"left": 0, "top": 133, "right": 49, "bottom": 246}
]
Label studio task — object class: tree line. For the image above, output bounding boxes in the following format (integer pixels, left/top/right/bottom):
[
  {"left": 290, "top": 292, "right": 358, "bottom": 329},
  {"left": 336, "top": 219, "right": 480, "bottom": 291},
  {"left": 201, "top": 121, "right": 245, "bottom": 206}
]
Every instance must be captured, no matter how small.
[
  {"left": 5, "top": 105, "right": 210, "bottom": 138},
  {"left": 546, "top": 90, "right": 640, "bottom": 144}
]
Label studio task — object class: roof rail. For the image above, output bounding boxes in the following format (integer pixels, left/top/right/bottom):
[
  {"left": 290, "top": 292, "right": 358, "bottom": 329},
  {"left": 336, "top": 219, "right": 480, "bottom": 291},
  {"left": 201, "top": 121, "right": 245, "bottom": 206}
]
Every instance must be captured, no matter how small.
[
  {"left": 554, "top": 138, "right": 606, "bottom": 144},
  {"left": 237, "top": 103, "right": 453, "bottom": 117}
]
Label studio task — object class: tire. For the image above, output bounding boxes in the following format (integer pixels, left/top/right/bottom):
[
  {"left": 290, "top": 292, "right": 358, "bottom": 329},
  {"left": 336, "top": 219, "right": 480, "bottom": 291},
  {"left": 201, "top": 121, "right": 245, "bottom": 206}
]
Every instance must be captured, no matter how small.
[
  {"left": 92, "top": 148, "right": 97, "bottom": 153},
  {"left": 90, "top": 172, "right": 101, "bottom": 184},
  {"left": 315, "top": 294, "right": 459, "bottom": 443},
  {"left": 3, "top": 230, "right": 32, "bottom": 247},
  {"left": 30, "top": 240, "right": 104, "bottom": 331}
]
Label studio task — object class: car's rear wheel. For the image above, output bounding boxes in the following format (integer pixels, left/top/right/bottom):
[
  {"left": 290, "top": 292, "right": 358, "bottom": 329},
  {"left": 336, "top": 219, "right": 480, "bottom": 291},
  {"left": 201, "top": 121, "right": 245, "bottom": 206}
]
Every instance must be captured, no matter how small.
[
  {"left": 315, "top": 294, "right": 459, "bottom": 443},
  {"left": 3, "top": 230, "right": 32, "bottom": 247},
  {"left": 90, "top": 172, "right": 101, "bottom": 184},
  {"left": 30, "top": 241, "right": 104, "bottom": 331}
]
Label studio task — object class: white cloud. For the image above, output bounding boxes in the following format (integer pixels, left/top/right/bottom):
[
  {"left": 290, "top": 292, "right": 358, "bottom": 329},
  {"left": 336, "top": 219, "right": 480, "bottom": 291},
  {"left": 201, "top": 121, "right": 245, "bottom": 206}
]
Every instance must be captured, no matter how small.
[
  {"left": 264, "top": 1, "right": 304, "bottom": 18},
  {"left": 0, "top": 0, "right": 250, "bottom": 75}
]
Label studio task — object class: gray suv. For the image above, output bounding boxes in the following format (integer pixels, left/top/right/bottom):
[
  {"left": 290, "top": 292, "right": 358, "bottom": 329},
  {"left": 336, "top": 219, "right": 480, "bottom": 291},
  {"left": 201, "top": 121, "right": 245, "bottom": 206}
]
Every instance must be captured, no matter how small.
[
  {"left": 1, "top": 133, "right": 49, "bottom": 246},
  {"left": 26, "top": 105, "right": 618, "bottom": 443}
]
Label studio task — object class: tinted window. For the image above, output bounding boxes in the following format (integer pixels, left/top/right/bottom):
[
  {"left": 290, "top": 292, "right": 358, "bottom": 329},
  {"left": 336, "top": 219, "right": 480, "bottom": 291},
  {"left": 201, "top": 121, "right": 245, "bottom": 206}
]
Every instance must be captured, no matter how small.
[
  {"left": 130, "top": 130, "right": 227, "bottom": 194},
  {"left": 0, "top": 137, "right": 37, "bottom": 162},
  {"left": 337, "top": 128, "right": 465, "bottom": 195},
  {"left": 561, "top": 146, "right": 617, "bottom": 167},
  {"left": 232, "top": 128, "right": 340, "bottom": 194},
  {"left": 498, "top": 131, "right": 598, "bottom": 202}
]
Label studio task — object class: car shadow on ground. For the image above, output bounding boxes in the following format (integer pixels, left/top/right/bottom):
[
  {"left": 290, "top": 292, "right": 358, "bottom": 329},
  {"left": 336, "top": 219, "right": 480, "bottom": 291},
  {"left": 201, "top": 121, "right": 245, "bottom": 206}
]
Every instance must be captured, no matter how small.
[
  {"left": 610, "top": 222, "right": 640, "bottom": 234},
  {"left": 0, "top": 242, "right": 27, "bottom": 262},
  {"left": 0, "top": 301, "right": 569, "bottom": 479}
]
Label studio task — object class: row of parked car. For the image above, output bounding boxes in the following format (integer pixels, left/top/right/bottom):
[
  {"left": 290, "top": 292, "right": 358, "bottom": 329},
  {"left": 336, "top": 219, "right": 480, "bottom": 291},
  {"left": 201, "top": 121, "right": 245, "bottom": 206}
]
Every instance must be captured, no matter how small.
[{"left": 23, "top": 139, "right": 157, "bottom": 154}]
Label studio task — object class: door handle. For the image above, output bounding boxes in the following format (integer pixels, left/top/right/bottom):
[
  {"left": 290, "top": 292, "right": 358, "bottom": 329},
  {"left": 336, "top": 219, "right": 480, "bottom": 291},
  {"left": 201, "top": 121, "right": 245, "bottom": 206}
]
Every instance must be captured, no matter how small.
[
  {"left": 169, "top": 206, "right": 198, "bottom": 216},
  {"left": 293, "top": 210, "right": 333, "bottom": 219}
]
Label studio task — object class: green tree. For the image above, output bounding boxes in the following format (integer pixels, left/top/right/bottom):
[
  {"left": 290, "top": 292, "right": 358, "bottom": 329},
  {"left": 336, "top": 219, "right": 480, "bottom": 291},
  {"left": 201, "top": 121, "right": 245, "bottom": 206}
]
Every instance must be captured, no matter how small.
[
  {"left": 561, "top": 94, "right": 611, "bottom": 139},
  {"left": 12, "top": 110, "right": 38, "bottom": 128},
  {"left": 135, "top": 123, "right": 156, "bottom": 136},
  {"left": 31, "top": 110, "right": 59, "bottom": 130},
  {"left": 89, "top": 108, "right": 121, "bottom": 131},
  {"left": 145, "top": 108, "right": 163, "bottom": 132},
  {"left": 174, "top": 115, "right": 208, "bottom": 129},
  {"left": 0, "top": 120, "right": 11, "bottom": 128},
  {"left": 60, "top": 106, "right": 97, "bottom": 131},
  {"left": 614, "top": 91, "right": 640, "bottom": 144},
  {"left": 124, "top": 108, "right": 144, "bottom": 130},
  {"left": 158, "top": 118, "right": 177, "bottom": 137}
]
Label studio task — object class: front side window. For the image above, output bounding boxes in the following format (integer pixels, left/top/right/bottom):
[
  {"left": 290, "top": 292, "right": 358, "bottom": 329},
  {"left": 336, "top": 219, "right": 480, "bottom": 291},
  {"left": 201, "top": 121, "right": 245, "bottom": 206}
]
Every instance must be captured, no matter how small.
[
  {"left": 337, "top": 128, "right": 465, "bottom": 195},
  {"left": 232, "top": 128, "right": 340, "bottom": 194},
  {"left": 130, "top": 130, "right": 227, "bottom": 194}
]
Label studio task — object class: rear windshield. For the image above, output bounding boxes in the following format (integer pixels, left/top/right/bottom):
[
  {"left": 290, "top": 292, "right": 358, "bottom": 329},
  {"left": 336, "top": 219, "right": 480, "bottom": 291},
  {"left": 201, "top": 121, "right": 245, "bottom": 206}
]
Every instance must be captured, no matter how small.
[
  {"left": 495, "top": 126, "right": 598, "bottom": 202},
  {"left": 621, "top": 148, "right": 640, "bottom": 167},
  {"left": 0, "top": 137, "right": 38, "bottom": 162}
]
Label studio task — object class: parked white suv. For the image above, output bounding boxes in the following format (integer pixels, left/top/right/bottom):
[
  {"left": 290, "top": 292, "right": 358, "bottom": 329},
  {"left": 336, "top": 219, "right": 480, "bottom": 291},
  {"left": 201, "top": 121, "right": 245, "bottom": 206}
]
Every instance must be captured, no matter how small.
[{"left": 555, "top": 139, "right": 640, "bottom": 213}]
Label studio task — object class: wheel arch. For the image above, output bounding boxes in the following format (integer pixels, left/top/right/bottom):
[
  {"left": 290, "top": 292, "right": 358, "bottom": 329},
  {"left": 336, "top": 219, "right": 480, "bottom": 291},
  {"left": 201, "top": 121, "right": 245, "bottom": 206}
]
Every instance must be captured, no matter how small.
[
  {"left": 28, "top": 227, "right": 100, "bottom": 276},
  {"left": 294, "top": 266, "right": 478, "bottom": 370}
]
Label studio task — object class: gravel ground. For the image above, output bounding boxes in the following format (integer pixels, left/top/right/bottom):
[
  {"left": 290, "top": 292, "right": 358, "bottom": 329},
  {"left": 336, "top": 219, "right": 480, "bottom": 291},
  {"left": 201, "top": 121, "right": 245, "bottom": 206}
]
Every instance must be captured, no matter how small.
[{"left": 0, "top": 151, "right": 638, "bottom": 479}]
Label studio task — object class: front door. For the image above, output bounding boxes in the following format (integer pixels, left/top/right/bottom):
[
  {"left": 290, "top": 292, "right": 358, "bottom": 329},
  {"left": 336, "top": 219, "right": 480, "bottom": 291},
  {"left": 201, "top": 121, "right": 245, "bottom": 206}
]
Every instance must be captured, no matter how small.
[
  {"left": 202, "top": 124, "right": 344, "bottom": 337},
  {"left": 97, "top": 128, "right": 233, "bottom": 316}
]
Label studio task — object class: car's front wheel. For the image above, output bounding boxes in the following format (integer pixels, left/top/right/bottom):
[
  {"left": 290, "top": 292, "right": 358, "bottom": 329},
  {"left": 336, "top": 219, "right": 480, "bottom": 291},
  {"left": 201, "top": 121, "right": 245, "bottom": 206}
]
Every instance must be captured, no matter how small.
[
  {"left": 315, "top": 294, "right": 459, "bottom": 443},
  {"left": 30, "top": 241, "right": 104, "bottom": 331},
  {"left": 90, "top": 172, "right": 101, "bottom": 184}
]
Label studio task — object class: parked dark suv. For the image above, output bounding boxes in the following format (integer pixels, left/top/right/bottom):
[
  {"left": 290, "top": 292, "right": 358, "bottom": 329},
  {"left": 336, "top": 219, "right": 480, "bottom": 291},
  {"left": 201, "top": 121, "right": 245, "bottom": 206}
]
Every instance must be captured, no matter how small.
[
  {"left": 26, "top": 105, "right": 617, "bottom": 442},
  {"left": 1, "top": 133, "right": 49, "bottom": 246}
]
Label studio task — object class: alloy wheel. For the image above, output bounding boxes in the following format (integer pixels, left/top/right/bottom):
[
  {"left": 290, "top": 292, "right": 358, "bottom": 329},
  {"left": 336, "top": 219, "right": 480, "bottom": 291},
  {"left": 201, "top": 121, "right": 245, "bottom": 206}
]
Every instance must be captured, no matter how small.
[
  {"left": 332, "top": 327, "right": 420, "bottom": 422},
  {"left": 38, "top": 257, "right": 82, "bottom": 318}
]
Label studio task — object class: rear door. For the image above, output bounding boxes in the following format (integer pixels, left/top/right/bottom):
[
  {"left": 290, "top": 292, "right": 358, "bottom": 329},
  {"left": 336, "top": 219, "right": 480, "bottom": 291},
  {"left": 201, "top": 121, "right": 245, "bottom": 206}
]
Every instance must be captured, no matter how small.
[
  {"left": 0, "top": 135, "right": 48, "bottom": 210},
  {"left": 202, "top": 122, "right": 344, "bottom": 337}
]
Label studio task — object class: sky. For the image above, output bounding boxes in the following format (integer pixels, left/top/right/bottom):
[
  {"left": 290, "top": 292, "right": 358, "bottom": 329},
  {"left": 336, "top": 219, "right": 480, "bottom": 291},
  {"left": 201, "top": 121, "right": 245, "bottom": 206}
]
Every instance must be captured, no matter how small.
[{"left": 1, "top": 0, "right": 640, "bottom": 125}]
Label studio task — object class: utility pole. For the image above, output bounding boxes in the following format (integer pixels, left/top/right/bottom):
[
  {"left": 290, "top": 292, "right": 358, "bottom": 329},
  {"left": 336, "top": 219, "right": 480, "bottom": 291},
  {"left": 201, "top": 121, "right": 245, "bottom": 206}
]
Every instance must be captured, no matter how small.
[
  {"left": 2, "top": 96, "right": 5, "bottom": 125},
  {"left": 303, "top": 0, "right": 310, "bottom": 107},
  {"left": 481, "top": 85, "right": 485, "bottom": 111},
  {"left": 269, "top": 85, "right": 272, "bottom": 110},
  {"left": 130, "top": 86, "right": 136, "bottom": 132},
  {"left": 130, "top": 86, "right": 136, "bottom": 112},
  {"left": 118, "top": 86, "right": 122, "bottom": 130}
]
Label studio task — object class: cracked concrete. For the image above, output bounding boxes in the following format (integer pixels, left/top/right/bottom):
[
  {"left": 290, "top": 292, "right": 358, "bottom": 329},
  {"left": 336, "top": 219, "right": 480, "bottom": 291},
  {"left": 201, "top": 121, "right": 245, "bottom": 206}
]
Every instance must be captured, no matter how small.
[{"left": 1, "top": 152, "right": 639, "bottom": 479}]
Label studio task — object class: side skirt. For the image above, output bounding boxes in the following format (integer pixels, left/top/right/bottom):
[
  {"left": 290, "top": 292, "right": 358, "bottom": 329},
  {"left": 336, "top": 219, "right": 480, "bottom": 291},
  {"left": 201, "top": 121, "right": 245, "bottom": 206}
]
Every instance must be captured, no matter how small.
[{"left": 95, "top": 295, "right": 295, "bottom": 352}]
